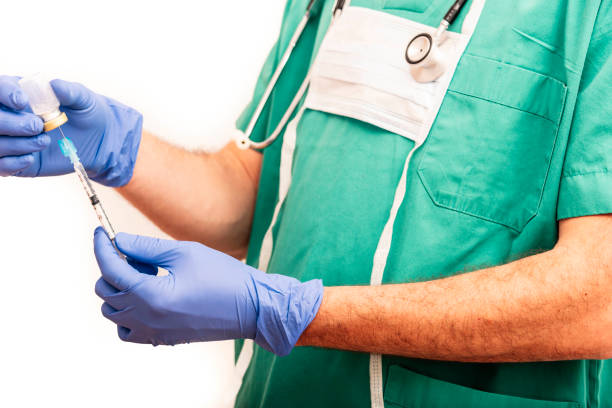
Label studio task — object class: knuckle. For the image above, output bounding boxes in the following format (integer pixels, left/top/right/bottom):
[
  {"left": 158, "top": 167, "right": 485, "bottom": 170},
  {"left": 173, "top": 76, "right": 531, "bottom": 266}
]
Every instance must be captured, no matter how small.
[
  {"left": 118, "top": 327, "right": 132, "bottom": 342},
  {"left": 94, "top": 279, "right": 105, "bottom": 298},
  {"left": 27, "top": 120, "right": 41, "bottom": 134},
  {"left": 100, "top": 303, "right": 111, "bottom": 318},
  {"left": 0, "top": 117, "right": 12, "bottom": 134},
  {"left": 0, "top": 158, "right": 18, "bottom": 175},
  {"left": 118, "top": 329, "right": 129, "bottom": 342}
]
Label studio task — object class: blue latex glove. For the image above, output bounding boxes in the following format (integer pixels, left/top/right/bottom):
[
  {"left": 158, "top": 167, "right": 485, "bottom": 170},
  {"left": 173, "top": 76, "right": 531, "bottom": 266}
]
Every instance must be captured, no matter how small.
[
  {"left": 93, "top": 228, "right": 324, "bottom": 356},
  {"left": 0, "top": 75, "right": 142, "bottom": 186}
]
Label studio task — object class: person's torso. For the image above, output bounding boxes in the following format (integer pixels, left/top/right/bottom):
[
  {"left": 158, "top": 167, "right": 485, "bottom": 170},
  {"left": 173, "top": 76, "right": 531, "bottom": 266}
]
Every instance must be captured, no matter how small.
[{"left": 236, "top": 1, "right": 611, "bottom": 407}]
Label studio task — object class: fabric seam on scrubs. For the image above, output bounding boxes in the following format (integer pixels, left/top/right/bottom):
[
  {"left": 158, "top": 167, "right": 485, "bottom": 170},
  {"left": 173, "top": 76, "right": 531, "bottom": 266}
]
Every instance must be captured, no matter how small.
[
  {"left": 416, "top": 173, "right": 524, "bottom": 233},
  {"left": 459, "top": 52, "right": 571, "bottom": 104},
  {"left": 562, "top": 169, "right": 610, "bottom": 178},
  {"left": 532, "top": 71, "right": 570, "bottom": 233},
  {"left": 510, "top": 28, "right": 581, "bottom": 73},
  {"left": 557, "top": 171, "right": 612, "bottom": 220},
  {"left": 551, "top": 0, "right": 602, "bottom": 226},
  {"left": 588, "top": 359, "right": 603, "bottom": 408},
  {"left": 447, "top": 89, "right": 561, "bottom": 124}
]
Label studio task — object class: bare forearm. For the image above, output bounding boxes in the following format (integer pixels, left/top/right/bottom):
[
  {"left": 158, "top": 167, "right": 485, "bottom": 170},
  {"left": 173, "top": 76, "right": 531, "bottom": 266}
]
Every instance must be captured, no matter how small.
[
  {"left": 117, "top": 131, "right": 262, "bottom": 257},
  {"left": 299, "top": 217, "right": 612, "bottom": 362}
]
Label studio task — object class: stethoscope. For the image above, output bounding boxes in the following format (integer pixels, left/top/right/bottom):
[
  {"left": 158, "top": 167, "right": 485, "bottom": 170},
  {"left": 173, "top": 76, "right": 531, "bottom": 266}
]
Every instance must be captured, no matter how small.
[
  {"left": 235, "top": 0, "right": 468, "bottom": 150},
  {"left": 406, "top": 0, "right": 468, "bottom": 83}
]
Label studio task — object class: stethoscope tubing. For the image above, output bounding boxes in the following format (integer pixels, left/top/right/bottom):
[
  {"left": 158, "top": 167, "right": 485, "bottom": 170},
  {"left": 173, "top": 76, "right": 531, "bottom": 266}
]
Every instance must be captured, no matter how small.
[
  {"left": 240, "top": 0, "right": 468, "bottom": 150},
  {"left": 239, "top": 0, "right": 347, "bottom": 150}
]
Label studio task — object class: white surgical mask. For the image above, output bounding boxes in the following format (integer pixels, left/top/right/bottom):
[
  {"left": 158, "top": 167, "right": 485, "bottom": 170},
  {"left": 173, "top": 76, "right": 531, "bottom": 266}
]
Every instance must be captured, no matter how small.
[{"left": 305, "top": 7, "right": 465, "bottom": 144}]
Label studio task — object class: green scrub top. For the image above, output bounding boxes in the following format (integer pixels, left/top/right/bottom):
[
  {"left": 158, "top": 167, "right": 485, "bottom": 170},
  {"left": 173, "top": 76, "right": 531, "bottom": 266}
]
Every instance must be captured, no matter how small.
[{"left": 235, "top": 0, "right": 612, "bottom": 407}]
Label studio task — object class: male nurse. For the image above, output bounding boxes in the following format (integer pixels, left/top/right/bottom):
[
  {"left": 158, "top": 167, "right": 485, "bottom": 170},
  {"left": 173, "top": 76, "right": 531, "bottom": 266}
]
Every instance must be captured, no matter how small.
[{"left": 0, "top": 0, "right": 610, "bottom": 407}]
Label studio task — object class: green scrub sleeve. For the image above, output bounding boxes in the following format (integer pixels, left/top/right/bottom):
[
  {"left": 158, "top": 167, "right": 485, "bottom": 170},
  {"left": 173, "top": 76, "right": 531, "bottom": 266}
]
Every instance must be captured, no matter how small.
[
  {"left": 235, "top": 0, "right": 319, "bottom": 145},
  {"left": 235, "top": 38, "right": 281, "bottom": 142},
  {"left": 557, "top": 13, "right": 612, "bottom": 220},
  {"left": 235, "top": 0, "right": 309, "bottom": 143}
]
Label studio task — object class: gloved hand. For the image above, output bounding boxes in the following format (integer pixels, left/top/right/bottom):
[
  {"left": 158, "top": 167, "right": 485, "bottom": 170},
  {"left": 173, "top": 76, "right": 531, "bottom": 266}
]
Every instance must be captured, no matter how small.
[
  {"left": 93, "top": 228, "right": 324, "bottom": 356},
  {"left": 0, "top": 75, "right": 142, "bottom": 186}
]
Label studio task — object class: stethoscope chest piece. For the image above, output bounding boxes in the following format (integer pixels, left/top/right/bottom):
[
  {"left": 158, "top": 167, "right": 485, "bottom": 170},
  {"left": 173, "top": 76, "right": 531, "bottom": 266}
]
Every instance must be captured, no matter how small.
[
  {"left": 406, "top": 33, "right": 433, "bottom": 65},
  {"left": 405, "top": 0, "right": 468, "bottom": 83},
  {"left": 406, "top": 34, "right": 447, "bottom": 83}
]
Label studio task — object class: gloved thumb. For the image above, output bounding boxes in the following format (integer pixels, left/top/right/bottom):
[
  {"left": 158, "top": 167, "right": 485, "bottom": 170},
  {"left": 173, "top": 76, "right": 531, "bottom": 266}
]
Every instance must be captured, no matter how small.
[
  {"left": 94, "top": 227, "right": 143, "bottom": 291},
  {"left": 0, "top": 76, "right": 28, "bottom": 111},
  {"left": 51, "top": 79, "right": 95, "bottom": 110},
  {"left": 115, "top": 232, "right": 182, "bottom": 268}
]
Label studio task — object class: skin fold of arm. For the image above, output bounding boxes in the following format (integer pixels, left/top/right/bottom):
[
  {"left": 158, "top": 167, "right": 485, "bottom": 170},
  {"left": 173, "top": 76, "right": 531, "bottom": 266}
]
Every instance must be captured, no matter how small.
[
  {"left": 298, "top": 214, "right": 612, "bottom": 362},
  {"left": 117, "top": 131, "right": 263, "bottom": 259}
]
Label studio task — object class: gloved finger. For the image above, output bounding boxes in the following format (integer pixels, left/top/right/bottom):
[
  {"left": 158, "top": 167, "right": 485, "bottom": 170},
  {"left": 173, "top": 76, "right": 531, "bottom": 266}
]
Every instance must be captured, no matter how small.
[
  {"left": 0, "top": 108, "right": 44, "bottom": 137},
  {"left": 115, "top": 232, "right": 182, "bottom": 268},
  {"left": 0, "top": 154, "right": 35, "bottom": 176},
  {"left": 95, "top": 277, "right": 131, "bottom": 310},
  {"left": 101, "top": 302, "right": 134, "bottom": 326},
  {"left": 117, "top": 326, "right": 133, "bottom": 342},
  {"left": 118, "top": 328, "right": 160, "bottom": 346},
  {"left": 95, "top": 277, "right": 118, "bottom": 298},
  {"left": 0, "top": 134, "right": 50, "bottom": 156},
  {"left": 50, "top": 79, "right": 94, "bottom": 111},
  {"left": 0, "top": 76, "right": 28, "bottom": 111},
  {"left": 128, "top": 259, "right": 159, "bottom": 276},
  {"left": 94, "top": 227, "right": 144, "bottom": 291}
]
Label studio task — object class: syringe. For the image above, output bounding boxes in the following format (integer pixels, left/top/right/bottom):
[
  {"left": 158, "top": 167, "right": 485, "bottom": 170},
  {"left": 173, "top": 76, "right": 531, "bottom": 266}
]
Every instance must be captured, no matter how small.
[
  {"left": 18, "top": 74, "right": 125, "bottom": 259},
  {"left": 57, "top": 132, "right": 124, "bottom": 258}
]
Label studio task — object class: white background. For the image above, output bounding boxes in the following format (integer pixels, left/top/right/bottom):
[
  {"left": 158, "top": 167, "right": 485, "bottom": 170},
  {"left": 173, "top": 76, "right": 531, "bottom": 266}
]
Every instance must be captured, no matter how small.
[{"left": 0, "top": 0, "right": 284, "bottom": 406}]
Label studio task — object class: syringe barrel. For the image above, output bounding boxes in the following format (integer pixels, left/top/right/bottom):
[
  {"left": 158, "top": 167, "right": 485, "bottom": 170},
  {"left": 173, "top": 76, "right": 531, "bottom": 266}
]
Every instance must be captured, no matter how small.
[{"left": 93, "top": 201, "right": 117, "bottom": 241}]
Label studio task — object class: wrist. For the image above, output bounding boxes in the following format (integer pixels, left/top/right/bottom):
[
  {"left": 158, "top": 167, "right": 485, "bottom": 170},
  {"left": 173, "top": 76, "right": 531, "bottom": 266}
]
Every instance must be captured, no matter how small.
[
  {"left": 294, "top": 286, "right": 356, "bottom": 349},
  {"left": 251, "top": 270, "right": 324, "bottom": 356}
]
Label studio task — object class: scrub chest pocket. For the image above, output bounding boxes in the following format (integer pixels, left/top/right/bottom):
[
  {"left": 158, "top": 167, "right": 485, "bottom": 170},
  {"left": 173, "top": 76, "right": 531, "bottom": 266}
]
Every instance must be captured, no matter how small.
[{"left": 418, "top": 53, "right": 567, "bottom": 232}]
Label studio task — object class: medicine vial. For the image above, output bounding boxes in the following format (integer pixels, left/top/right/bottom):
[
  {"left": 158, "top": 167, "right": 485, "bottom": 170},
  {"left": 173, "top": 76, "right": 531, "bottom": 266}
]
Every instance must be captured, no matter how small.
[{"left": 18, "top": 74, "right": 68, "bottom": 132}]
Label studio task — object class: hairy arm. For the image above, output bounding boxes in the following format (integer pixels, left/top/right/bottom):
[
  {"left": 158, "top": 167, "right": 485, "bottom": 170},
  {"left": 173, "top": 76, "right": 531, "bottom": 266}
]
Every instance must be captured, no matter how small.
[
  {"left": 298, "top": 215, "right": 612, "bottom": 362},
  {"left": 117, "top": 131, "right": 262, "bottom": 258}
]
